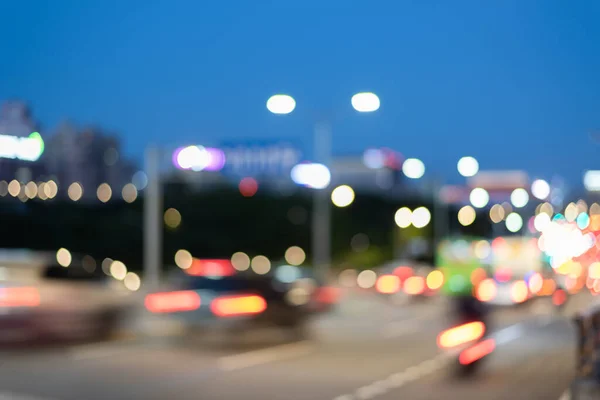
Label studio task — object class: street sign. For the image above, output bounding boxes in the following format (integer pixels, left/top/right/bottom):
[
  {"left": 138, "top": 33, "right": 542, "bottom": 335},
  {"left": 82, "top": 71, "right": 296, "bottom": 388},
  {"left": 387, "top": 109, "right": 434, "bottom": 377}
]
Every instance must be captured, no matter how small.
[{"left": 219, "top": 141, "right": 303, "bottom": 177}]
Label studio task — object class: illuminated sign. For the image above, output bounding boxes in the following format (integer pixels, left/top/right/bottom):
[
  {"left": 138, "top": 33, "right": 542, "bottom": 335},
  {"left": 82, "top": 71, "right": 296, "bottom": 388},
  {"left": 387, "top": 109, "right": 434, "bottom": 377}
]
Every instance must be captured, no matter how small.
[
  {"left": 0, "top": 132, "right": 44, "bottom": 162},
  {"left": 219, "top": 141, "right": 302, "bottom": 177}
]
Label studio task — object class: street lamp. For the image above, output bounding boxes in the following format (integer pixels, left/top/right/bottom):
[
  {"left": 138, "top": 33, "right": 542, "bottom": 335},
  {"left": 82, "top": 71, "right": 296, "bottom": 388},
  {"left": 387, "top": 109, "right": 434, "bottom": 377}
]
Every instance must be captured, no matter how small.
[
  {"left": 457, "top": 156, "right": 479, "bottom": 177},
  {"left": 267, "top": 92, "right": 379, "bottom": 278}
]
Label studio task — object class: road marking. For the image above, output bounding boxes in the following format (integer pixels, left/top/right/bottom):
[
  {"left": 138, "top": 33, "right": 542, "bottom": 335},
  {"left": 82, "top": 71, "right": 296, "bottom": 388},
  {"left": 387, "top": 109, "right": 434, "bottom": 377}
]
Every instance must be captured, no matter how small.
[
  {"left": 218, "top": 340, "right": 315, "bottom": 371},
  {"left": 558, "top": 389, "right": 570, "bottom": 400},
  {"left": 330, "top": 318, "right": 544, "bottom": 400}
]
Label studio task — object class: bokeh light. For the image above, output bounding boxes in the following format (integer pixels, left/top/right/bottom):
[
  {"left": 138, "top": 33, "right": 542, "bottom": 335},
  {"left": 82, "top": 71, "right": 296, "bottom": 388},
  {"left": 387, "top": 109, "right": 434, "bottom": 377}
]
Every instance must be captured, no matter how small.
[
  {"left": 489, "top": 204, "right": 505, "bottom": 223},
  {"left": 510, "top": 188, "right": 529, "bottom": 208},
  {"left": 394, "top": 207, "right": 412, "bottom": 228},
  {"left": 458, "top": 205, "right": 476, "bottom": 226},
  {"left": 505, "top": 213, "right": 523, "bottom": 232},
  {"left": 469, "top": 188, "right": 489, "bottom": 208},
  {"left": 402, "top": 158, "right": 425, "bottom": 179},
  {"left": 531, "top": 179, "right": 550, "bottom": 200},
  {"left": 565, "top": 203, "right": 578, "bottom": 223},
  {"left": 267, "top": 94, "right": 296, "bottom": 114},
  {"left": 457, "top": 157, "right": 479, "bottom": 177},
  {"left": 331, "top": 185, "right": 355, "bottom": 207},
  {"left": 110, "top": 261, "right": 127, "bottom": 280},
  {"left": 251, "top": 255, "right": 271, "bottom": 275},
  {"left": 239, "top": 177, "right": 258, "bottom": 197},
  {"left": 122, "top": 183, "right": 138, "bottom": 203},
  {"left": 291, "top": 163, "right": 331, "bottom": 189},
  {"left": 97, "top": 183, "right": 112, "bottom": 203},
  {"left": 411, "top": 207, "right": 431, "bottom": 228},
  {"left": 164, "top": 208, "right": 182, "bottom": 229},
  {"left": 285, "top": 246, "right": 306, "bottom": 266},
  {"left": 577, "top": 212, "right": 590, "bottom": 230},
  {"left": 8, "top": 180, "right": 20, "bottom": 197},
  {"left": 124, "top": 272, "right": 141, "bottom": 291},
  {"left": 175, "top": 249, "right": 193, "bottom": 269},
  {"left": 231, "top": 252, "right": 251, "bottom": 271},
  {"left": 68, "top": 182, "right": 83, "bottom": 201},
  {"left": 357, "top": 270, "right": 377, "bottom": 289},
  {"left": 351, "top": 92, "right": 381, "bottom": 112},
  {"left": 56, "top": 248, "right": 72, "bottom": 268},
  {"left": 534, "top": 213, "right": 551, "bottom": 232}
]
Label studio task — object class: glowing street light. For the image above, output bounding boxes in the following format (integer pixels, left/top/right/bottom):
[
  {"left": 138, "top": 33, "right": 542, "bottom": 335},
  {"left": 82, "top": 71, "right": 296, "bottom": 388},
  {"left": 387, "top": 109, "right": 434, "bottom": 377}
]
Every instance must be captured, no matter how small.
[
  {"left": 331, "top": 185, "right": 355, "bottom": 207},
  {"left": 531, "top": 179, "right": 550, "bottom": 200},
  {"left": 402, "top": 158, "right": 425, "bottom": 179},
  {"left": 266, "top": 94, "right": 296, "bottom": 115},
  {"left": 457, "top": 157, "right": 479, "bottom": 177},
  {"left": 469, "top": 188, "right": 489, "bottom": 208},
  {"left": 351, "top": 92, "right": 380, "bottom": 113},
  {"left": 291, "top": 163, "right": 331, "bottom": 189}
]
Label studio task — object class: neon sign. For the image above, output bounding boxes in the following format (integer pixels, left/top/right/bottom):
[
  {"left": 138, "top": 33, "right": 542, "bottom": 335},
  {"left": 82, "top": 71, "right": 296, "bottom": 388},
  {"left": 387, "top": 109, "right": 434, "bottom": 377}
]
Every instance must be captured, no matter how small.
[{"left": 0, "top": 132, "right": 44, "bottom": 161}]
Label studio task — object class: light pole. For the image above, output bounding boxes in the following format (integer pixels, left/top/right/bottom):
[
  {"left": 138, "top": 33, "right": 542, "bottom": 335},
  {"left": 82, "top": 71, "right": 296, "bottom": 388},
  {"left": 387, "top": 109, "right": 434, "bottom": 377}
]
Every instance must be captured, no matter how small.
[
  {"left": 266, "top": 92, "right": 380, "bottom": 279},
  {"left": 143, "top": 146, "right": 162, "bottom": 289}
]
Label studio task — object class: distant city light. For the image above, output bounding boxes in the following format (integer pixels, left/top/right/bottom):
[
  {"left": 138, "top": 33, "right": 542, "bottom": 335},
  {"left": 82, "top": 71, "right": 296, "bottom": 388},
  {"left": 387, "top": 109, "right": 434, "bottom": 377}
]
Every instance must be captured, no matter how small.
[
  {"left": 132, "top": 171, "right": 148, "bottom": 190},
  {"left": 97, "top": 183, "right": 112, "bottom": 203},
  {"left": 363, "top": 149, "right": 385, "bottom": 169},
  {"left": 45, "top": 180, "right": 58, "bottom": 199},
  {"left": 584, "top": 171, "right": 600, "bottom": 192},
  {"left": 394, "top": 207, "right": 412, "bottom": 228},
  {"left": 411, "top": 207, "right": 431, "bottom": 228},
  {"left": 239, "top": 177, "right": 258, "bottom": 197},
  {"left": 164, "top": 208, "right": 182, "bottom": 229},
  {"left": 489, "top": 204, "right": 505, "bottom": 223},
  {"left": 469, "top": 188, "right": 489, "bottom": 208},
  {"left": 402, "top": 158, "right": 425, "bottom": 179},
  {"left": 122, "top": 183, "right": 138, "bottom": 203},
  {"left": 291, "top": 163, "right": 331, "bottom": 189},
  {"left": 68, "top": 182, "right": 83, "bottom": 201},
  {"left": 458, "top": 205, "right": 476, "bottom": 226},
  {"left": 0, "top": 132, "right": 44, "bottom": 162},
  {"left": 457, "top": 157, "right": 479, "bottom": 177},
  {"left": 110, "top": 261, "right": 127, "bottom": 280},
  {"left": 351, "top": 92, "right": 380, "bottom": 113},
  {"left": 56, "top": 248, "right": 72, "bottom": 268},
  {"left": 531, "top": 179, "right": 550, "bottom": 200},
  {"left": 285, "top": 246, "right": 306, "bottom": 266},
  {"left": 331, "top": 185, "right": 355, "bottom": 207},
  {"left": 173, "top": 146, "right": 226, "bottom": 171},
  {"left": 510, "top": 188, "right": 529, "bottom": 208},
  {"left": 231, "top": 252, "right": 251, "bottom": 271},
  {"left": 175, "top": 249, "right": 193, "bottom": 269},
  {"left": 505, "top": 213, "right": 523, "bottom": 232},
  {"left": 266, "top": 94, "right": 296, "bottom": 115},
  {"left": 7, "top": 180, "right": 20, "bottom": 197},
  {"left": 251, "top": 255, "right": 271, "bottom": 275},
  {"left": 124, "top": 272, "right": 141, "bottom": 291}
]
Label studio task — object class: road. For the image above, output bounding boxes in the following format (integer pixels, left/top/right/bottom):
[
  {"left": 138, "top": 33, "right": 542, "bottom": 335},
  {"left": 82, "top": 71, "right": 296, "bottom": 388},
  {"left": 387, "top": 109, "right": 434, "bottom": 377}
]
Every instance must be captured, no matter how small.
[{"left": 0, "top": 289, "right": 589, "bottom": 400}]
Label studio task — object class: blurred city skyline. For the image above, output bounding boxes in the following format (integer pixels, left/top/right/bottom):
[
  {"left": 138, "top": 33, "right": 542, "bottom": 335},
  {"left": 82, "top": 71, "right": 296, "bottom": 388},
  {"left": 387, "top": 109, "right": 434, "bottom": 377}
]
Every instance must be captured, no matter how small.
[{"left": 2, "top": 0, "right": 599, "bottom": 187}]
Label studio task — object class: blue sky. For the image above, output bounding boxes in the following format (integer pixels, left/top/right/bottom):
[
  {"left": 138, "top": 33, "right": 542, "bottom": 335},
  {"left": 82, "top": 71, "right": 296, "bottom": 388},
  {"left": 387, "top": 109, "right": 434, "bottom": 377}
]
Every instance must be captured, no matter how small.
[{"left": 1, "top": 0, "right": 599, "bottom": 186}]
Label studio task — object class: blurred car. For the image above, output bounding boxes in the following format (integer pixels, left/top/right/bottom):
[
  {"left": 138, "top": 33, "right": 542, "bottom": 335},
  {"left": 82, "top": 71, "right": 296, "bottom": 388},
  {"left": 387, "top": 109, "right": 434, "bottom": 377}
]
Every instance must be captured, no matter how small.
[
  {"left": 374, "top": 265, "right": 442, "bottom": 302},
  {"left": 144, "top": 259, "right": 338, "bottom": 337},
  {"left": 0, "top": 253, "right": 135, "bottom": 343}
]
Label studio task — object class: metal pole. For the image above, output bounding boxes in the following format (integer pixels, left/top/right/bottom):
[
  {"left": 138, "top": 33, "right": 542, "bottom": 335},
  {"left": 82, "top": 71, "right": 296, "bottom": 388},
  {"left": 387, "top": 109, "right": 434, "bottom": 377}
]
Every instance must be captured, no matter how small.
[
  {"left": 432, "top": 178, "right": 446, "bottom": 249},
  {"left": 144, "top": 146, "right": 162, "bottom": 289},
  {"left": 312, "top": 121, "right": 332, "bottom": 280}
]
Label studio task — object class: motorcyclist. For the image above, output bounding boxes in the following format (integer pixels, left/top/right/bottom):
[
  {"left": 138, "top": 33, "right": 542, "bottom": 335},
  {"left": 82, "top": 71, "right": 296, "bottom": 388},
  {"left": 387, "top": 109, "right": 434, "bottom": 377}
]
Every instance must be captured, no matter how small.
[{"left": 437, "top": 237, "right": 491, "bottom": 326}]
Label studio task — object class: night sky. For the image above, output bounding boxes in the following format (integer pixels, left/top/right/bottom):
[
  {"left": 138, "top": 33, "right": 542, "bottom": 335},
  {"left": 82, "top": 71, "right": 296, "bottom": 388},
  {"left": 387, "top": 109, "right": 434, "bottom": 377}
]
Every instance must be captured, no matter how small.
[{"left": 2, "top": 0, "right": 599, "bottom": 186}]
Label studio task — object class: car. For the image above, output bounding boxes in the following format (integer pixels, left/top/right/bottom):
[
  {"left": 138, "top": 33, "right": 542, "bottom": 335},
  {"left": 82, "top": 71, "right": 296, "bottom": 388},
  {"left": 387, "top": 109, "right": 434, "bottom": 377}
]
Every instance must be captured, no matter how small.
[
  {"left": 0, "top": 251, "right": 135, "bottom": 343},
  {"left": 144, "top": 259, "right": 338, "bottom": 338}
]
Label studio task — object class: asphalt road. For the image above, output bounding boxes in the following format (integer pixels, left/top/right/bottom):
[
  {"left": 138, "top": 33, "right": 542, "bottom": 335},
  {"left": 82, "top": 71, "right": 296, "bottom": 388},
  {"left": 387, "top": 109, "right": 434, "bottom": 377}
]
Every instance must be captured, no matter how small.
[{"left": 0, "top": 289, "right": 591, "bottom": 400}]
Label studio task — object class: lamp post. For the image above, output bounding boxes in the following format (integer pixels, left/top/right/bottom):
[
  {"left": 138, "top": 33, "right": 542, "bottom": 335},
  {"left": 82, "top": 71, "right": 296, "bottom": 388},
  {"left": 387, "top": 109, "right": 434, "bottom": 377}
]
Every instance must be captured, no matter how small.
[{"left": 266, "top": 92, "right": 380, "bottom": 279}]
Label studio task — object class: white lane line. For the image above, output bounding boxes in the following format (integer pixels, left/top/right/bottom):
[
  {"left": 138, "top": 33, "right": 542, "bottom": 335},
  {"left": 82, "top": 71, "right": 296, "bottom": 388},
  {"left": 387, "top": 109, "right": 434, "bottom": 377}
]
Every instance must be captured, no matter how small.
[
  {"left": 558, "top": 389, "right": 570, "bottom": 400},
  {"left": 218, "top": 340, "right": 315, "bottom": 371},
  {"left": 330, "top": 318, "right": 547, "bottom": 400}
]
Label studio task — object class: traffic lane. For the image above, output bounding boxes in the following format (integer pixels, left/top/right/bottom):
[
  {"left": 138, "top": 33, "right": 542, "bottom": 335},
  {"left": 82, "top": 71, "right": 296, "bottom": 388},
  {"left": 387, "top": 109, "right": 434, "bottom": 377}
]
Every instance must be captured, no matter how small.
[
  {"left": 368, "top": 315, "right": 576, "bottom": 400},
  {"left": 0, "top": 294, "right": 576, "bottom": 400}
]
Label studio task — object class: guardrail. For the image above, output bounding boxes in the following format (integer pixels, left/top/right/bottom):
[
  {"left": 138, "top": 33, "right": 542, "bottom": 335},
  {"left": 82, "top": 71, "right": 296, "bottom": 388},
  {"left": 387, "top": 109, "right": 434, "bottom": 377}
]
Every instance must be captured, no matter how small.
[{"left": 571, "top": 305, "right": 600, "bottom": 399}]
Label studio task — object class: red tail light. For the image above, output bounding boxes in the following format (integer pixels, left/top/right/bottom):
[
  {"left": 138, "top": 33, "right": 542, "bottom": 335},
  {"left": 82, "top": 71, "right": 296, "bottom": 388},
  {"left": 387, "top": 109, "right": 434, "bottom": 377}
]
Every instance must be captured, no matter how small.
[
  {"left": 552, "top": 289, "right": 567, "bottom": 306},
  {"left": 376, "top": 275, "right": 400, "bottom": 294},
  {"left": 315, "top": 286, "right": 339, "bottom": 304},
  {"left": 494, "top": 268, "right": 512, "bottom": 283},
  {"left": 459, "top": 339, "right": 495, "bottom": 365},
  {"left": 437, "top": 321, "right": 486, "bottom": 349},
  {"left": 145, "top": 291, "right": 201, "bottom": 313},
  {"left": 186, "top": 259, "right": 236, "bottom": 277},
  {"left": 210, "top": 294, "right": 267, "bottom": 317},
  {"left": 0, "top": 287, "right": 40, "bottom": 308}
]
